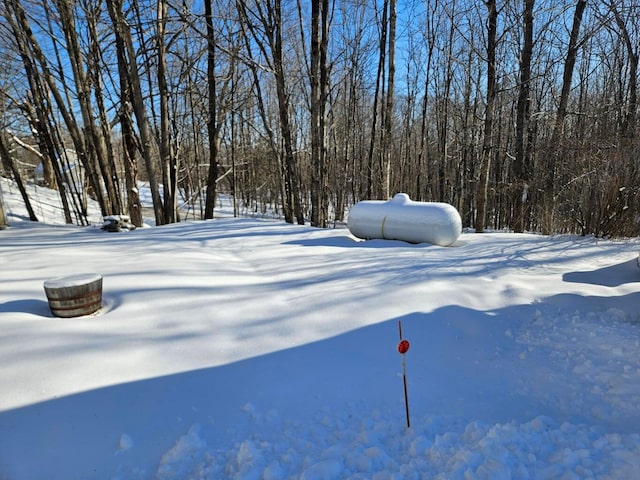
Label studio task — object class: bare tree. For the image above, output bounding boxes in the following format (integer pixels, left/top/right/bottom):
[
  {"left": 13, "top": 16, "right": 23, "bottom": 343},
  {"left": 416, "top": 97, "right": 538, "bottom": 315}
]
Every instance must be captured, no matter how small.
[
  {"left": 272, "top": 0, "right": 304, "bottom": 224},
  {"left": 0, "top": 73, "right": 8, "bottom": 228},
  {"left": 543, "top": 0, "right": 588, "bottom": 233},
  {"left": 512, "top": 0, "right": 535, "bottom": 233},
  {"left": 4, "top": 0, "right": 84, "bottom": 224},
  {"left": 415, "top": 0, "right": 439, "bottom": 201},
  {"left": 607, "top": 1, "right": 638, "bottom": 138},
  {"left": 433, "top": 0, "right": 457, "bottom": 203},
  {"left": 475, "top": 0, "right": 498, "bottom": 233},
  {"left": 328, "top": 1, "right": 370, "bottom": 215},
  {"left": 237, "top": 0, "right": 304, "bottom": 224},
  {"left": 366, "top": 1, "right": 388, "bottom": 200},
  {"left": 110, "top": 1, "right": 142, "bottom": 226},
  {"left": 157, "top": 0, "right": 178, "bottom": 223},
  {"left": 310, "top": 0, "right": 330, "bottom": 226},
  {"left": 0, "top": 132, "right": 37, "bottom": 221},
  {"left": 203, "top": 0, "right": 219, "bottom": 220},
  {"left": 105, "top": 0, "right": 165, "bottom": 225},
  {"left": 53, "top": 0, "right": 121, "bottom": 215},
  {"left": 83, "top": 0, "right": 123, "bottom": 215},
  {"left": 382, "top": 0, "right": 396, "bottom": 200}
]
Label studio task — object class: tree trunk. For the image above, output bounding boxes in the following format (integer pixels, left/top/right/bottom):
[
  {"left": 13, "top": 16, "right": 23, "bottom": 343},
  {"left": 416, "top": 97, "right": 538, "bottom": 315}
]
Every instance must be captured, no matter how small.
[
  {"left": 157, "top": 0, "right": 178, "bottom": 224},
  {"left": 0, "top": 133, "right": 38, "bottom": 222},
  {"left": 7, "top": 0, "right": 101, "bottom": 221},
  {"left": 366, "top": 2, "right": 387, "bottom": 200},
  {"left": 273, "top": 0, "right": 304, "bottom": 224},
  {"left": 16, "top": 99, "right": 76, "bottom": 224},
  {"left": 84, "top": 0, "right": 123, "bottom": 215},
  {"left": 609, "top": 2, "right": 638, "bottom": 138},
  {"left": 543, "top": 0, "right": 587, "bottom": 234},
  {"left": 53, "top": 0, "right": 117, "bottom": 216},
  {"left": 475, "top": 0, "right": 498, "bottom": 233},
  {"left": 417, "top": 1, "right": 437, "bottom": 200},
  {"left": 437, "top": 3, "right": 456, "bottom": 203},
  {"left": 204, "top": 0, "right": 219, "bottom": 220},
  {"left": 5, "top": 0, "right": 78, "bottom": 223},
  {"left": 235, "top": 0, "right": 303, "bottom": 224},
  {"left": 0, "top": 179, "right": 7, "bottom": 228},
  {"left": 18, "top": 98, "right": 58, "bottom": 190},
  {"left": 105, "top": 0, "right": 165, "bottom": 225},
  {"left": 513, "top": 0, "right": 535, "bottom": 233},
  {"left": 383, "top": 0, "right": 396, "bottom": 200},
  {"left": 310, "top": 0, "right": 330, "bottom": 227},
  {"left": 111, "top": 7, "right": 142, "bottom": 227}
]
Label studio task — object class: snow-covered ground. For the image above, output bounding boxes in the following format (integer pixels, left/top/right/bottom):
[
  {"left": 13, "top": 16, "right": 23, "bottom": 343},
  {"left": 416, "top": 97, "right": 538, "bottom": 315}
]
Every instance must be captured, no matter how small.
[{"left": 1, "top": 178, "right": 640, "bottom": 479}]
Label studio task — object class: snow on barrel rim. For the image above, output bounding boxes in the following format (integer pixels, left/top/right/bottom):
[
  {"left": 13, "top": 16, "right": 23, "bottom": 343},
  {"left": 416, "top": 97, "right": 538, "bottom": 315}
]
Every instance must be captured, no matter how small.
[
  {"left": 43, "top": 273, "right": 103, "bottom": 289},
  {"left": 347, "top": 193, "right": 462, "bottom": 247}
]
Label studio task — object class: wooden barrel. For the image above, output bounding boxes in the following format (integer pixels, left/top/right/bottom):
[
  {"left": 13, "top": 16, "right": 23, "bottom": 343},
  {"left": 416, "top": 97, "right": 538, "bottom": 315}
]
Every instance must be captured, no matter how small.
[{"left": 43, "top": 273, "right": 103, "bottom": 318}]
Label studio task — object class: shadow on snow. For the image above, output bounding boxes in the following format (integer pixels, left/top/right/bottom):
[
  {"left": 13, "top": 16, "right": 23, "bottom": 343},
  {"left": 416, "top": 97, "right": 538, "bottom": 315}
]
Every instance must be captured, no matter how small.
[{"left": 1, "top": 291, "right": 640, "bottom": 479}]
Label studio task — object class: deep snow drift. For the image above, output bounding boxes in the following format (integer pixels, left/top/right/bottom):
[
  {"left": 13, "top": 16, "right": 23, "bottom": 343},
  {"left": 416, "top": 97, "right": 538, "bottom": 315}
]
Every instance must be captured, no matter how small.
[{"left": 1, "top": 178, "right": 640, "bottom": 479}]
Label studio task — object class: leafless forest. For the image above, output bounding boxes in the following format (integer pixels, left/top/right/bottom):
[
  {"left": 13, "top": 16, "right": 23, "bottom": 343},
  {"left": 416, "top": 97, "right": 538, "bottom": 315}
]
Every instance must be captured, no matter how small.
[{"left": 0, "top": 0, "right": 638, "bottom": 236}]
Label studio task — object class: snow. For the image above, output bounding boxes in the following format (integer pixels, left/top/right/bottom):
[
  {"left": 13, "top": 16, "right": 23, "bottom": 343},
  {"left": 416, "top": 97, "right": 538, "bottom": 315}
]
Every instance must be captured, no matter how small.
[
  {"left": 1, "top": 177, "right": 640, "bottom": 479},
  {"left": 43, "top": 273, "right": 103, "bottom": 289}
]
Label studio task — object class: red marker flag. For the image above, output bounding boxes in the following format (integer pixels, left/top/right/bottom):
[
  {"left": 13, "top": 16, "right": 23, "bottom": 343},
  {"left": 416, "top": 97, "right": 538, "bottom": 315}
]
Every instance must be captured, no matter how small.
[{"left": 398, "top": 321, "right": 411, "bottom": 428}]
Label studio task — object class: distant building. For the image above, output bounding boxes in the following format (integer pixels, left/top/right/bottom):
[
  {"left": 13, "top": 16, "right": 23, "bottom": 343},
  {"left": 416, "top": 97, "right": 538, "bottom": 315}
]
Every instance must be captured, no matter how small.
[
  {"left": 0, "top": 179, "right": 8, "bottom": 228},
  {"left": 35, "top": 149, "right": 84, "bottom": 189}
]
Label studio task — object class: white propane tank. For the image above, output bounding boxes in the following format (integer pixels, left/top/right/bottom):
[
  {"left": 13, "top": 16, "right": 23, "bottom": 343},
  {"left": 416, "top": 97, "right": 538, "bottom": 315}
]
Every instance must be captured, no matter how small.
[{"left": 347, "top": 193, "right": 462, "bottom": 246}]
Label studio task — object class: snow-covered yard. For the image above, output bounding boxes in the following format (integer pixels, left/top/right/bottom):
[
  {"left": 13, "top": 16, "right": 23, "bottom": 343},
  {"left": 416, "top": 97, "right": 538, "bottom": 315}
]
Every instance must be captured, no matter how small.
[{"left": 1, "top": 179, "right": 640, "bottom": 479}]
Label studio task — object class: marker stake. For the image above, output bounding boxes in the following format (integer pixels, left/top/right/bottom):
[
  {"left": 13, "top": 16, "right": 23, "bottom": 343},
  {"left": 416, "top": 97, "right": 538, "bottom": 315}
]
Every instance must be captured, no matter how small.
[{"left": 397, "top": 320, "right": 411, "bottom": 428}]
